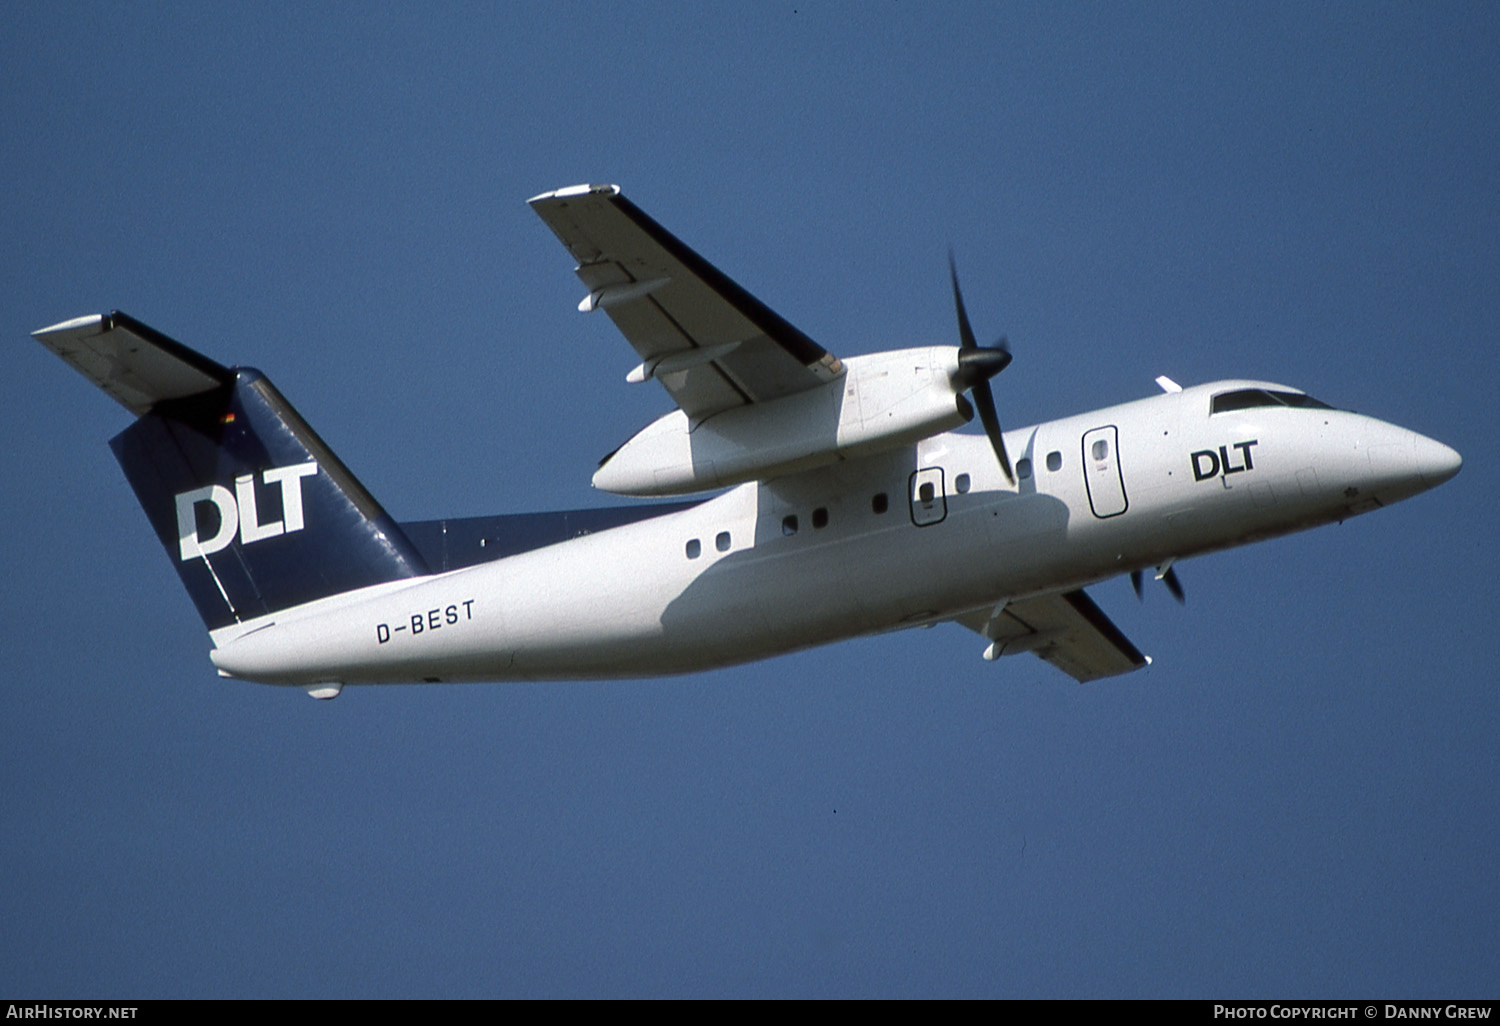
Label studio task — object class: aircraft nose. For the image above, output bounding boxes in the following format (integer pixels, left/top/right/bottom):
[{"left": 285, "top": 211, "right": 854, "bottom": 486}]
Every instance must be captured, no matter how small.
[{"left": 1413, "top": 432, "right": 1462, "bottom": 486}]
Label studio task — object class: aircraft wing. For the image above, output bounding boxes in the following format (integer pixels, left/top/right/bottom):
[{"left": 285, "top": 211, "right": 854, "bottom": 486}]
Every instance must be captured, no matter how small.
[
  {"left": 956, "top": 589, "right": 1149, "bottom": 683},
  {"left": 529, "top": 184, "right": 844, "bottom": 421}
]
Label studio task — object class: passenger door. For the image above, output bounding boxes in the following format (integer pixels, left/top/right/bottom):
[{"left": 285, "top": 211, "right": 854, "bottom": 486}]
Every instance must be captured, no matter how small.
[
  {"left": 1082, "top": 426, "right": 1128, "bottom": 518},
  {"left": 909, "top": 467, "right": 947, "bottom": 526}
]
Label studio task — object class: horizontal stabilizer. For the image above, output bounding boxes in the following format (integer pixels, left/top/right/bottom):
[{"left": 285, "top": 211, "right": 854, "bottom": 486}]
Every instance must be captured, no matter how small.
[
  {"left": 32, "top": 311, "right": 232, "bottom": 415},
  {"left": 34, "top": 311, "right": 428, "bottom": 632}
]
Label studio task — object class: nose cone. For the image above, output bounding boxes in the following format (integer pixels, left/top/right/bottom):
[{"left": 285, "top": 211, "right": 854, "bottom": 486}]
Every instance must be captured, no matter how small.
[
  {"left": 1350, "top": 420, "right": 1461, "bottom": 510},
  {"left": 1414, "top": 432, "right": 1462, "bottom": 487}
]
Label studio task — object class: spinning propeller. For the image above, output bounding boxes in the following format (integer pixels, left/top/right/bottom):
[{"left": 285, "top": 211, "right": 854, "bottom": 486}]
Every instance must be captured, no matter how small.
[
  {"left": 1131, "top": 563, "right": 1186, "bottom": 604},
  {"left": 948, "top": 254, "right": 1015, "bottom": 484}
]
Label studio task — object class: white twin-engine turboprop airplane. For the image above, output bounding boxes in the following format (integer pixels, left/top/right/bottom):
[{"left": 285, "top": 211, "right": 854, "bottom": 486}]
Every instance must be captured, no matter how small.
[{"left": 35, "top": 184, "right": 1461, "bottom": 698}]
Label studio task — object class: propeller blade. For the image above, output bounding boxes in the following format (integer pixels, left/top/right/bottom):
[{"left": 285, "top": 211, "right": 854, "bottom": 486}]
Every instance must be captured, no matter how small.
[
  {"left": 1134, "top": 564, "right": 1186, "bottom": 603},
  {"left": 948, "top": 254, "right": 1014, "bottom": 484},
  {"left": 969, "top": 378, "right": 1014, "bottom": 484},
  {"left": 949, "top": 252, "right": 978, "bottom": 351},
  {"left": 1162, "top": 566, "right": 1186, "bottom": 603}
]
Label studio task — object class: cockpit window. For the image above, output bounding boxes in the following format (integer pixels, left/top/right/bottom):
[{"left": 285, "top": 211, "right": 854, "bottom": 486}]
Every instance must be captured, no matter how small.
[{"left": 1211, "top": 389, "right": 1334, "bottom": 414}]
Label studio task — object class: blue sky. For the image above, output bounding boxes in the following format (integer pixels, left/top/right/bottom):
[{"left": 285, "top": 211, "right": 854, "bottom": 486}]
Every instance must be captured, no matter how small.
[{"left": 2, "top": 2, "right": 1496, "bottom": 998}]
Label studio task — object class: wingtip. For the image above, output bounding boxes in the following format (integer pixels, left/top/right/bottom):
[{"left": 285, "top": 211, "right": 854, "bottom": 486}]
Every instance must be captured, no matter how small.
[
  {"left": 527, "top": 183, "right": 621, "bottom": 205},
  {"left": 32, "top": 312, "right": 107, "bottom": 340}
]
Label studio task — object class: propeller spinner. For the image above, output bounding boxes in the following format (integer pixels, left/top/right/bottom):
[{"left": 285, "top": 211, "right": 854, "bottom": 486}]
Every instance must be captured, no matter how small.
[{"left": 948, "top": 255, "right": 1015, "bottom": 484}]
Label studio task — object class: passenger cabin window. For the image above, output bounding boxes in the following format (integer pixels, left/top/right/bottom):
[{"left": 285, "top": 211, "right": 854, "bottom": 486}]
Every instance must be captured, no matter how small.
[
  {"left": 954, "top": 473, "right": 971, "bottom": 494},
  {"left": 1046, "top": 451, "right": 1063, "bottom": 472},
  {"left": 871, "top": 493, "right": 888, "bottom": 514},
  {"left": 715, "top": 531, "right": 731, "bottom": 552},
  {"left": 1211, "top": 388, "right": 1334, "bottom": 414},
  {"left": 812, "top": 507, "right": 829, "bottom": 529},
  {"left": 1016, "top": 457, "right": 1032, "bottom": 480},
  {"left": 782, "top": 515, "right": 798, "bottom": 536},
  {"left": 685, "top": 539, "right": 701, "bottom": 559}
]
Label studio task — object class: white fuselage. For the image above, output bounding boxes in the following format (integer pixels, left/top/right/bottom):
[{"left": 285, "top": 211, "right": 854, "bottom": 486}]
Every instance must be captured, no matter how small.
[{"left": 208, "top": 380, "right": 1459, "bottom": 687}]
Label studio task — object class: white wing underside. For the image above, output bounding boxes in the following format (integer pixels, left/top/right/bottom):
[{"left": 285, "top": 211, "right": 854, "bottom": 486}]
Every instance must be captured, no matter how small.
[
  {"left": 955, "top": 590, "right": 1149, "bottom": 683},
  {"left": 529, "top": 184, "right": 843, "bottom": 422}
]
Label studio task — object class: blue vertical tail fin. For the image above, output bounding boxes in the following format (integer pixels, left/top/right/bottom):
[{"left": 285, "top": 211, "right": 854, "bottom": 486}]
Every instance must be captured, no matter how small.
[{"left": 34, "top": 312, "right": 428, "bottom": 632}]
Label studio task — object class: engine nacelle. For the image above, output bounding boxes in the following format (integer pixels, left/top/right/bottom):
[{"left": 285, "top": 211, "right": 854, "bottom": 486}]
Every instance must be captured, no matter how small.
[{"left": 593, "top": 347, "right": 969, "bottom": 495}]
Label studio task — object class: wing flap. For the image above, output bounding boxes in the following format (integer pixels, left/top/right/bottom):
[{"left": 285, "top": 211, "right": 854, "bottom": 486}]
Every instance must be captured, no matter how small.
[
  {"left": 529, "top": 184, "right": 842, "bottom": 419},
  {"left": 958, "top": 589, "right": 1149, "bottom": 683}
]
